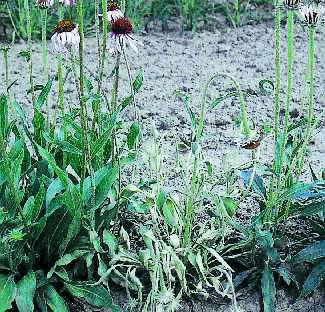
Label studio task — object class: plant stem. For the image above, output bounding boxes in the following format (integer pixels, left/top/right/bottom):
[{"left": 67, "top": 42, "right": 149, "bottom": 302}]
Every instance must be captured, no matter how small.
[
  {"left": 24, "top": 0, "right": 35, "bottom": 102},
  {"left": 95, "top": 0, "right": 101, "bottom": 91},
  {"left": 3, "top": 48, "right": 9, "bottom": 98},
  {"left": 277, "top": 10, "right": 294, "bottom": 189},
  {"left": 41, "top": 9, "right": 50, "bottom": 126},
  {"left": 111, "top": 52, "right": 121, "bottom": 162},
  {"left": 121, "top": 45, "right": 138, "bottom": 122},
  {"left": 98, "top": 0, "right": 108, "bottom": 95},
  {"left": 57, "top": 56, "right": 65, "bottom": 133},
  {"left": 297, "top": 26, "right": 315, "bottom": 175},
  {"left": 121, "top": 0, "right": 126, "bottom": 13},
  {"left": 273, "top": 0, "right": 281, "bottom": 162},
  {"left": 77, "top": 0, "right": 96, "bottom": 228}
]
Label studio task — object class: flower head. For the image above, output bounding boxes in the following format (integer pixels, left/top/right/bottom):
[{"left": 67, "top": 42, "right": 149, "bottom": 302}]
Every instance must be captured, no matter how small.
[
  {"left": 59, "top": 0, "right": 76, "bottom": 6},
  {"left": 282, "top": 0, "right": 300, "bottom": 10},
  {"left": 51, "top": 20, "right": 80, "bottom": 55},
  {"left": 298, "top": 3, "right": 325, "bottom": 26},
  {"left": 99, "top": 1, "right": 124, "bottom": 22},
  {"left": 109, "top": 17, "right": 142, "bottom": 53},
  {"left": 36, "top": 0, "right": 54, "bottom": 8}
]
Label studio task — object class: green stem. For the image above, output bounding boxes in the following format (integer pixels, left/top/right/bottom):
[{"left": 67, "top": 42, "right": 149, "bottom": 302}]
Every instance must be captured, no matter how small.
[
  {"left": 277, "top": 10, "right": 294, "bottom": 189},
  {"left": 121, "top": 46, "right": 138, "bottom": 122},
  {"left": 269, "top": 0, "right": 282, "bottom": 200},
  {"left": 95, "top": 0, "right": 101, "bottom": 90},
  {"left": 111, "top": 53, "right": 121, "bottom": 162},
  {"left": 57, "top": 56, "right": 65, "bottom": 132},
  {"left": 297, "top": 26, "right": 315, "bottom": 175},
  {"left": 77, "top": 0, "right": 96, "bottom": 228},
  {"left": 24, "top": 0, "right": 35, "bottom": 102},
  {"left": 121, "top": 0, "right": 126, "bottom": 13},
  {"left": 98, "top": 0, "right": 108, "bottom": 95},
  {"left": 273, "top": 0, "right": 281, "bottom": 160},
  {"left": 3, "top": 48, "right": 9, "bottom": 98},
  {"left": 41, "top": 9, "right": 50, "bottom": 126}
]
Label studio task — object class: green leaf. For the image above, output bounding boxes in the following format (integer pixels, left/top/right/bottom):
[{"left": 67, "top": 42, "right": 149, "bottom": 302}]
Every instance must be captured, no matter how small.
[
  {"left": 275, "top": 267, "right": 298, "bottom": 287},
  {"left": 48, "top": 250, "right": 89, "bottom": 279},
  {"left": 65, "top": 282, "right": 121, "bottom": 311},
  {"left": 37, "top": 145, "right": 69, "bottom": 187},
  {"left": 300, "top": 259, "right": 325, "bottom": 297},
  {"left": 174, "top": 90, "right": 196, "bottom": 128},
  {"left": 0, "top": 274, "right": 16, "bottom": 312},
  {"left": 34, "top": 79, "right": 53, "bottom": 110},
  {"left": 156, "top": 190, "right": 166, "bottom": 211},
  {"left": 103, "top": 229, "right": 117, "bottom": 257},
  {"left": 83, "top": 166, "right": 118, "bottom": 208},
  {"left": 95, "top": 167, "right": 118, "bottom": 207},
  {"left": 0, "top": 95, "right": 8, "bottom": 139},
  {"left": 59, "top": 186, "right": 83, "bottom": 255},
  {"left": 162, "top": 198, "right": 179, "bottom": 227},
  {"left": 132, "top": 69, "right": 143, "bottom": 93},
  {"left": 43, "top": 285, "right": 69, "bottom": 312},
  {"left": 221, "top": 196, "right": 238, "bottom": 217},
  {"left": 127, "top": 122, "right": 140, "bottom": 150},
  {"left": 90, "top": 114, "right": 116, "bottom": 158},
  {"left": 293, "top": 240, "right": 325, "bottom": 263},
  {"left": 261, "top": 266, "right": 276, "bottom": 312},
  {"left": 119, "top": 95, "right": 133, "bottom": 111},
  {"left": 209, "top": 91, "right": 238, "bottom": 111},
  {"left": 58, "top": 141, "right": 82, "bottom": 155},
  {"left": 22, "top": 196, "right": 35, "bottom": 224},
  {"left": 293, "top": 201, "right": 325, "bottom": 217},
  {"left": 16, "top": 272, "right": 36, "bottom": 312},
  {"left": 46, "top": 178, "right": 65, "bottom": 210}
]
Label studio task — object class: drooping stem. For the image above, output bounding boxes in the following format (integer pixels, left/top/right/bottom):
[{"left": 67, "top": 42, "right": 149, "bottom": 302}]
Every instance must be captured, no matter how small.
[
  {"left": 277, "top": 9, "right": 294, "bottom": 188},
  {"left": 24, "top": 0, "right": 35, "bottom": 102},
  {"left": 77, "top": 0, "right": 96, "bottom": 225},
  {"left": 297, "top": 26, "right": 315, "bottom": 175},
  {"left": 98, "top": 0, "right": 108, "bottom": 94}
]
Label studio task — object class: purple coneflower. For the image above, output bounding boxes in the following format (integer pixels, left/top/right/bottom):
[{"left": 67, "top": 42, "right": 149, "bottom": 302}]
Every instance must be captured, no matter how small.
[
  {"left": 99, "top": 2, "right": 124, "bottom": 22},
  {"left": 51, "top": 20, "right": 80, "bottom": 54},
  {"left": 36, "top": 0, "right": 54, "bottom": 8},
  {"left": 59, "top": 0, "right": 76, "bottom": 6},
  {"left": 109, "top": 17, "right": 142, "bottom": 53}
]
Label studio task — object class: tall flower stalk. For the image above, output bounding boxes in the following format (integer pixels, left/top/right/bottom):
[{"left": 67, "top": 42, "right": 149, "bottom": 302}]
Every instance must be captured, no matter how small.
[
  {"left": 2, "top": 46, "right": 10, "bottom": 98},
  {"left": 41, "top": 9, "right": 50, "bottom": 125},
  {"left": 298, "top": 26, "right": 316, "bottom": 174},
  {"left": 24, "top": 0, "right": 35, "bottom": 102},
  {"left": 273, "top": 0, "right": 281, "bottom": 163},
  {"left": 98, "top": 0, "right": 108, "bottom": 94},
  {"left": 277, "top": 8, "right": 294, "bottom": 189},
  {"left": 57, "top": 56, "right": 65, "bottom": 133},
  {"left": 77, "top": 0, "right": 96, "bottom": 227}
]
